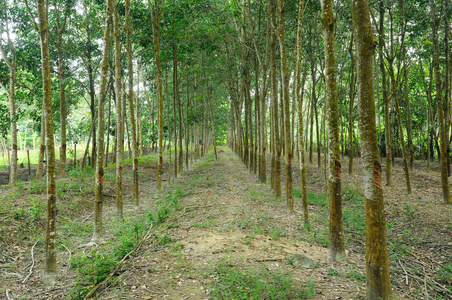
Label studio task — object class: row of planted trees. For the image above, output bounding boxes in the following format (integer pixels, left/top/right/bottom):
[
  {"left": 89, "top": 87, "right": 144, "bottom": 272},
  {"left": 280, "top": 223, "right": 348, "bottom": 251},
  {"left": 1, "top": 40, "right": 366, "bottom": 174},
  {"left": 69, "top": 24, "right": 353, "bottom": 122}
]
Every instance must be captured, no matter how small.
[
  {"left": 1, "top": 0, "right": 451, "bottom": 298},
  {"left": 228, "top": 0, "right": 450, "bottom": 299},
  {"left": 1, "top": 0, "right": 225, "bottom": 285}
]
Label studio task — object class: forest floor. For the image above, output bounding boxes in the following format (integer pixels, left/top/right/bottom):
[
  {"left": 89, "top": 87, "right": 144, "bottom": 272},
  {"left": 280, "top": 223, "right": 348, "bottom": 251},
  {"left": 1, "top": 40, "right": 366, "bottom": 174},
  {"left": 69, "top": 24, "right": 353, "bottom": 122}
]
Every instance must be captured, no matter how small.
[{"left": 0, "top": 146, "right": 451, "bottom": 299}]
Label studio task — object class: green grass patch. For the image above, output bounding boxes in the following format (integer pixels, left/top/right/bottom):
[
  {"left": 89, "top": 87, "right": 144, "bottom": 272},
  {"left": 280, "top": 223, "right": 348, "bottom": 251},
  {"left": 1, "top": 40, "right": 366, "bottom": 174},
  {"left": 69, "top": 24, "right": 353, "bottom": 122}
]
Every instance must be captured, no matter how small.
[{"left": 210, "top": 261, "right": 315, "bottom": 299}]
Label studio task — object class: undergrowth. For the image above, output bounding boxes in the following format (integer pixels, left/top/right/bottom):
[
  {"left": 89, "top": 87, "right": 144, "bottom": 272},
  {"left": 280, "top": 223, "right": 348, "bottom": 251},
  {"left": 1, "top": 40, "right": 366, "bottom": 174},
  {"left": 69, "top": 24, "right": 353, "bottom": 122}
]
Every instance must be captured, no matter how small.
[
  {"left": 210, "top": 260, "right": 315, "bottom": 299},
  {"left": 68, "top": 186, "right": 186, "bottom": 300}
]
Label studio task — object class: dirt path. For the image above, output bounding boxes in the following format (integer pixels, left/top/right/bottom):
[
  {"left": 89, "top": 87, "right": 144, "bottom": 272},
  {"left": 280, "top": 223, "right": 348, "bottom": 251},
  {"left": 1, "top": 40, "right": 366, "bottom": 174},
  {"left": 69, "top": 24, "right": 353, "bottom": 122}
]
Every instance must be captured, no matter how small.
[{"left": 97, "top": 148, "right": 373, "bottom": 300}]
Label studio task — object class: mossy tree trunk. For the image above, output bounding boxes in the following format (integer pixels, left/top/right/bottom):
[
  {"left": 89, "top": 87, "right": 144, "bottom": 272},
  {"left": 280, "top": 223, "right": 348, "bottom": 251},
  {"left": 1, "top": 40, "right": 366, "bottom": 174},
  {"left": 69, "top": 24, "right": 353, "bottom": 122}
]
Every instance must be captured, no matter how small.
[
  {"left": 126, "top": 0, "right": 139, "bottom": 202},
  {"left": 150, "top": 0, "right": 164, "bottom": 192},
  {"left": 93, "top": 0, "right": 113, "bottom": 242},
  {"left": 277, "top": 0, "right": 293, "bottom": 211},
  {"left": 321, "top": 0, "right": 344, "bottom": 260},
  {"left": 269, "top": 0, "right": 280, "bottom": 196},
  {"left": 352, "top": 0, "right": 393, "bottom": 298},
  {"left": 113, "top": 0, "right": 124, "bottom": 218},
  {"left": 0, "top": 6, "right": 18, "bottom": 186},
  {"left": 431, "top": 0, "right": 451, "bottom": 204},
  {"left": 294, "top": 0, "right": 309, "bottom": 229},
  {"left": 37, "top": 0, "right": 58, "bottom": 282}
]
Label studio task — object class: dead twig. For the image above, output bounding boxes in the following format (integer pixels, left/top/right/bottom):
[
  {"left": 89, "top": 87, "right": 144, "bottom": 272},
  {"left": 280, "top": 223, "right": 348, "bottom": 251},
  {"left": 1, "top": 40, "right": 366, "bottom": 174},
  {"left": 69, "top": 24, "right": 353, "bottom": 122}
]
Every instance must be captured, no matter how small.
[
  {"left": 5, "top": 289, "right": 11, "bottom": 300},
  {"left": 83, "top": 224, "right": 165, "bottom": 299},
  {"left": 22, "top": 241, "right": 38, "bottom": 283},
  {"left": 61, "top": 243, "right": 72, "bottom": 270}
]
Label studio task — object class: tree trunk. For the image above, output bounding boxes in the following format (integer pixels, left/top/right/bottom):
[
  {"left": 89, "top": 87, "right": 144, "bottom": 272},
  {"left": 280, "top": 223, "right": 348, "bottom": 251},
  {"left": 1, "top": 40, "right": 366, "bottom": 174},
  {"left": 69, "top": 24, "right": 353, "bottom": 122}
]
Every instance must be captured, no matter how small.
[
  {"left": 378, "top": 2, "right": 393, "bottom": 186},
  {"left": 93, "top": 0, "right": 112, "bottom": 241},
  {"left": 269, "top": 0, "right": 280, "bottom": 196},
  {"left": 348, "top": 32, "right": 355, "bottom": 175},
  {"left": 114, "top": 1, "right": 124, "bottom": 218},
  {"left": 127, "top": 0, "right": 139, "bottom": 202},
  {"left": 352, "top": 0, "right": 393, "bottom": 298},
  {"left": 295, "top": 0, "right": 309, "bottom": 229},
  {"left": 37, "top": 0, "right": 58, "bottom": 283},
  {"left": 321, "top": 0, "right": 344, "bottom": 259},
  {"left": 277, "top": 0, "right": 293, "bottom": 211},
  {"left": 432, "top": 0, "right": 451, "bottom": 204}
]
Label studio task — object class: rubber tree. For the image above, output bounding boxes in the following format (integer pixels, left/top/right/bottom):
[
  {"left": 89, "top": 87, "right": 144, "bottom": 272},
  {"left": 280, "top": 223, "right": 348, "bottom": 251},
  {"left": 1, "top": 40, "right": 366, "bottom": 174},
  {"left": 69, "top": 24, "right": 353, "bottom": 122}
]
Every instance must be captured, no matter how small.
[
  {"left": 113, "top": 0, "right": 124, "bottom": 218},
  {"left": 277, "top": 0, "right": 293, "bottom": 211},
  {"left": 37, "top": 0, "right": 58, "bottom": 283},
  {"left": 352, "top": 0, "right": 392, "bottom": 298},
  {"left": 294, "top": 0, "right": 310, "bottom": 229},
  {"left": 431, "top": 0, "right": 451, "bottom": 204},
  {"left": 126, "top": 0, "right": 139, "bottom": 203},
  {"left": 321, "top": 0, "right": 344, "bottom": 259},
  {"left": 92, "top": 0, "right": 113, "bottom": 242},
  {"left": 150, "top": 0, "right": 164, "bottom": 192},
  {"left": 0, "top": 1, "right": 18, "bottom": 187}
]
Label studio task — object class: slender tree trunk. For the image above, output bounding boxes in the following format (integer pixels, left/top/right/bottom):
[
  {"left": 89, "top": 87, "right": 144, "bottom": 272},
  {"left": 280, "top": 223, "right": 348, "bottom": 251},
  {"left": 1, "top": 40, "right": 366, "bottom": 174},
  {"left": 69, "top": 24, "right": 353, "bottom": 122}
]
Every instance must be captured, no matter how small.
[
  {"left": 352, "top": 1, "right": 392, "bottom": 298},
  {"left": 378, "top": 2, "right": 393, "bottom": 186},
  {"left": 277, "top": 0, "right": 293, "bottom": 210},
  {"left": 432, "top": 0, "right": 451, "bottom": 204},
  {"left": 93, "top": 0, "right": 112, "bottom": 241},
  {"left": 403, "top": 64, "right": 414, "bottom": 170},
  {"left": 321, "top": 0, "right": 344, "bottom": 259},
  {"left": 113, "top": 1, "right": 124, "bottom": 218},
  {"left": 37, "top": 0, "right": 57, "bottom": 282},
  {"left": 348, "top": 33, "right": 355, "bottom": 175},
  {"left": 0, "top": 13, "right": 17, "bottom": 186},
  {"left": 126, "top": 0, "right": 139, "bottom": 202},
  {"left": 295, "top": 0, "right": 309, "bottom": 229},
  {"left": 269, "top": 0, "right": 280, "bottom": 196}
]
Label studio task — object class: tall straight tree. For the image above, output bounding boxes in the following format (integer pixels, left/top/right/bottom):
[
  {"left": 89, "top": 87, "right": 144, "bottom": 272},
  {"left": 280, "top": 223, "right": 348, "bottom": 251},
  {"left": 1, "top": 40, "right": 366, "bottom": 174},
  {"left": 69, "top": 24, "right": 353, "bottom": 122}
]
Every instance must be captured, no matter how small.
[
  {"left": 0, "top": 2, "right": 17, "bottom": 187},
  {"left": 150, "top": 0, "right": 164, "bottom": 192},
  {"left": 321, "top": 0, "right": 344, "bottom": 259},
  {"left": 54, "top": 0, "right": 70, "bottom": 176},
  {"left": 269, "top": 0, "right": 281, "bottom": 196},
  {"left": 294, "top": 0, "right": 309, "bottom": 229},
  {"left": 126, "top": 0, "right": 139, "bottom": 204},
  {"left": 113, "top": 0, "right": 124, "bottom": 218},
  {"left": 92, "top": 0, "right": 113, "bottom": 242},
  {"left": 277, "top": 0, "right": 293, "bottom": 211},
  {"left": 431, "top": 0, "right": 451, "bottom": 204},
  {"left": 37, "top": 0, "right": 58, "bottom": 283},
  {"left": 352, "top": 0, "right": 392, "bottom": 298}
]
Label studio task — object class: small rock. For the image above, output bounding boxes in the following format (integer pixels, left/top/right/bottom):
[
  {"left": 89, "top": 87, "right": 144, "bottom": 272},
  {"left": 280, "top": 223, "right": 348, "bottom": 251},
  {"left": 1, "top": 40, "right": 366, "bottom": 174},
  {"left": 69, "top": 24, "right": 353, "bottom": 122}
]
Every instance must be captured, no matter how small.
[{"left": 291, "top": 253, "right": 317, "bottom": 269}]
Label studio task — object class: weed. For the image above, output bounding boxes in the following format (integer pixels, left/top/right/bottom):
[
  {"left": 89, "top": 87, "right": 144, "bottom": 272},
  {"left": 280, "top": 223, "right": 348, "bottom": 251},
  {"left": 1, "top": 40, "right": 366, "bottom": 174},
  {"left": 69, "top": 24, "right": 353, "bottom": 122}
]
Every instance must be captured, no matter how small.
[
  {"left": 348, "top": 266, "right": 365, "bottom": 282},
  {"left": 14, "top": 208, "right": 26, "bottom": 220},
  {"left": 405, "top": 204, "right": 419, "bottom": 220},
  {"left": 269, "top": 227, "right": 286, "bottom": 240},
  {"left": 241, "top": 235, "right": 254, "bottom": 247},
  {"left": 437, "top": 263, "right": 451, "bottom": 285},
  {"left": 69, "top": 250, "right": 116, "bottom": 300},
  {"left": 210, "top": 262, "right": 315, "bottom": 299},
  {"left": 328, "top": 268, "right": 340, "bottom": 276}
]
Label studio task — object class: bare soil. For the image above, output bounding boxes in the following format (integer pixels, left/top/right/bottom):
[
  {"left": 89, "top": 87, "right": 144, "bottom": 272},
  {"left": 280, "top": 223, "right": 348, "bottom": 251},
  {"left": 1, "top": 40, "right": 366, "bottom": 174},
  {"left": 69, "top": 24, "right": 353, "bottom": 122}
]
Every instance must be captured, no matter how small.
[{"left": 0, "top": 148, "right": 451, "bottom": 299}]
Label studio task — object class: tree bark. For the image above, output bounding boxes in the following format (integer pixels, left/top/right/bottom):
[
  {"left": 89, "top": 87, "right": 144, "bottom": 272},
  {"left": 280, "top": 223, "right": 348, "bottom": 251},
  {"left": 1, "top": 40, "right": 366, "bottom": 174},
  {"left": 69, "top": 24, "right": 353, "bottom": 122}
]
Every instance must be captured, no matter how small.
[
  {"left": 431, "top": 0, "right": 451, "bottom": 204},
  {"left": 37, "top": 0, "right": 58, "bottom": 282},
  {"left": 352, "top": 0, "right": 393, "bottom": 298},
  {"left": 321, "top": 0, "right": 344, "bottom": 259},
  {"left": 127, "top": 0, "right": 139, "bottom": 202},
  {"left": 93, "top": 0, "right": 112, "bottom": 242},
  {"left": 277, "top": 0, "right": 293, "bottom": 210},
  {"left": 295, "top": 0, "right": 309, "bottom": 229},
  {"left": 113, "top": 1, "right": 124, "bottom": 218}
]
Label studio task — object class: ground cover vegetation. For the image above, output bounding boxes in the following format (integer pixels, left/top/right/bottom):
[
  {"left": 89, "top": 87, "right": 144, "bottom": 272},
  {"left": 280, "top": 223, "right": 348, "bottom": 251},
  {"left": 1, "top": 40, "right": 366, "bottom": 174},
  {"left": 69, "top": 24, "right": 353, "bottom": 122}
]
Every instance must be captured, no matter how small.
[{"left": 0, "top": 0, "right": 451, "bottom": 299}]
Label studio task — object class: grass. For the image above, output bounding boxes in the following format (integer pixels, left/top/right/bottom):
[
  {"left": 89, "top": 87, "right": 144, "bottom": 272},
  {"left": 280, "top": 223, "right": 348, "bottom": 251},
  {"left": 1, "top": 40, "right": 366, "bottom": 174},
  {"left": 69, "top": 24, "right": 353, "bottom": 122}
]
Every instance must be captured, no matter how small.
[{"left": 210, "top": 260, "right": 315, "bottom": 299}]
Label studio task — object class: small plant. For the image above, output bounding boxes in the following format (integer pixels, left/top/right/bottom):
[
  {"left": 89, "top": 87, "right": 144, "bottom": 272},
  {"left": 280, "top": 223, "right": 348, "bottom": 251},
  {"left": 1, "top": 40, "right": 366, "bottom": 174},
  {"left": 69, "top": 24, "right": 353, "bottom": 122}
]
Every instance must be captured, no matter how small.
[
  {"left": 14, "top": 208, "right": 26, "bottom": 220},
  {"left": 437, "top": 263, "right": 451, "bottom": 285},
  {"left": 328, "top": 268, "right": 340, "bottom": 276},
  {"left": 210, "top": 262, "right": 315, "bottom": 299},
  {"left": 69, "top": 250, "right": 116, "bottom": 300},
  {"left": 269, "top": 227, "right": 286, "bottom": 240},
  {"left": 405, "top": 203, "right": 418, "bottom": 219}
]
